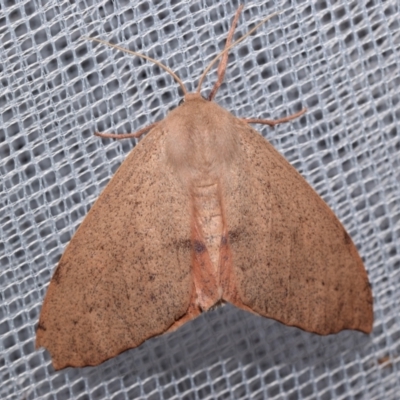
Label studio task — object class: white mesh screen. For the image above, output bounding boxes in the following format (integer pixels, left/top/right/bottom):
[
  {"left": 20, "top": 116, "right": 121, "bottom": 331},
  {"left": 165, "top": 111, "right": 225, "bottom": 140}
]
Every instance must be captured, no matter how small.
[{"left": 1, "top": 0, "right": 399, "bottom": 399}]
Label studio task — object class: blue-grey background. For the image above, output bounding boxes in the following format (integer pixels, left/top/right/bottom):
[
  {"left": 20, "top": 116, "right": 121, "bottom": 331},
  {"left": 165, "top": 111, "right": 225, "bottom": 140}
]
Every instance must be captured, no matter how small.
[{"left": 1, "top": 0, "right": 399, "bottom": 399}]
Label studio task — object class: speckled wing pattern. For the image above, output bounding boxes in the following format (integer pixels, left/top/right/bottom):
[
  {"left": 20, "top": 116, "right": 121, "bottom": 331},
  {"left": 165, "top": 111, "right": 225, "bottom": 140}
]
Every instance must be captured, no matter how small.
[
  {"left": 36, "top": 127, "right": 193, "bottom": 370},
  {"left": 223, "top": 121, "right": 373, "bottom": 335}
]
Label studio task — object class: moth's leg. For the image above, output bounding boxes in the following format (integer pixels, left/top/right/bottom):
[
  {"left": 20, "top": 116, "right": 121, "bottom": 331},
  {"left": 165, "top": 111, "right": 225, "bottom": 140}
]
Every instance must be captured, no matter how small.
[
  {"left": 208, "top": 5, "right": 244, "bottom": 101},
  {"left": 94, "top": 122, "right": 159, "bottom": 139},
  {"left": 241, "top": 108, "right": 307, "bottom": 127}
]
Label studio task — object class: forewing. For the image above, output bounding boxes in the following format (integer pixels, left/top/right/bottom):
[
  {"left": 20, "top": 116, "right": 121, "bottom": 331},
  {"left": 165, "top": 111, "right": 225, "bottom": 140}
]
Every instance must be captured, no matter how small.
[
  {"left": 36, "top": 127, "right": 193, "bottom": 369},
  {"left": 222, "top": 122, "right": 373, "bottom": 334}
]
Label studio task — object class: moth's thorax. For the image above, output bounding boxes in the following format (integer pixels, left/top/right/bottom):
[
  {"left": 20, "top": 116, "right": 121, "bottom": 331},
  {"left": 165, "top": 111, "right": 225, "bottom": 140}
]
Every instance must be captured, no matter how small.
[{"left": 164, "top": 93, "right": 240, "bottom": 186}]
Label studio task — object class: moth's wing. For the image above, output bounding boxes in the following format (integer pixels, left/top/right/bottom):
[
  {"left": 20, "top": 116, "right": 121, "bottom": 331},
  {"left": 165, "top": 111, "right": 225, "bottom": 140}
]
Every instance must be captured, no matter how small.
[
  {"left": 36, "top": 127, "right": 195, "bottom": 370},
  {"left": 222, "top": 122, "right": 373, "bottom": 334}
]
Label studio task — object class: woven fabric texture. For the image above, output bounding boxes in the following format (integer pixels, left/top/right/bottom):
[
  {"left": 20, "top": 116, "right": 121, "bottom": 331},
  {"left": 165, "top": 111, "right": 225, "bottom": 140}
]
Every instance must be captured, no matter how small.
[{"left": 1, "top": 0, "right": 399, "bottom": 399}]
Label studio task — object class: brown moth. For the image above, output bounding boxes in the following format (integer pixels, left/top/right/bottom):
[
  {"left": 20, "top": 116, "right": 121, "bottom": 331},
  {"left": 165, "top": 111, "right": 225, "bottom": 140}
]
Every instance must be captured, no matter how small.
[{"left": 36, "top": 6, "right": 373, "bottom": 370}]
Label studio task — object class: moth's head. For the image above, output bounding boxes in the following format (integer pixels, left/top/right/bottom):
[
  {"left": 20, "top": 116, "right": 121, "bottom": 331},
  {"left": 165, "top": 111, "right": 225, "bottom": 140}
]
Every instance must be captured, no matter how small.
[
  {"left": 167, "top": 92, "right": 229, "bottom": 126},
  {"left": 178, "top": 92, "right": 208, "bottom": 107}
]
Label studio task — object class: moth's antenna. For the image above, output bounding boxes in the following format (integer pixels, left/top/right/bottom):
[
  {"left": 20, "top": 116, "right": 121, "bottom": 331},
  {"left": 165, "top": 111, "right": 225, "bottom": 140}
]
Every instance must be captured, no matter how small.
[
  {"left": 84, "top": 37, "right": 188, "bottom": 95},
  {"left": 208, "top": 5, "right": 244, "bottom": 101},
  {"left": 196, "top": 11, "right": 280, "bottom": 93}
]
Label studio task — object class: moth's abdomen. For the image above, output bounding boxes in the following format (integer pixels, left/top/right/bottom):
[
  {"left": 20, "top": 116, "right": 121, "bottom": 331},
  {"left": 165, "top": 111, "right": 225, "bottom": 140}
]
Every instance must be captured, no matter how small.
[
  {"left": 193, "top": 183, "right": 224, "bottom": 273},
  {"left": 190, "top": 182, "right": 225, "bottom": 310}
]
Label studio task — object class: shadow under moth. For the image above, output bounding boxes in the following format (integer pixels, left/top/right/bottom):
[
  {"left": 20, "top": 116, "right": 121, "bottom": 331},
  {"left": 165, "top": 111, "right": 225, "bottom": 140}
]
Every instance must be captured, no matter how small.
[{"left": 36, "top": 6, "right": 373, "bottom": 370}]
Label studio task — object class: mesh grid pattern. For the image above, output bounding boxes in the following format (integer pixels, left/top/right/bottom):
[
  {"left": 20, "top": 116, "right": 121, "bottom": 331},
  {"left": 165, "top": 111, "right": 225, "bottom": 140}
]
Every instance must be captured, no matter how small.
[{"left": 1, "top": 0, "right": 399, "bottom": 398}]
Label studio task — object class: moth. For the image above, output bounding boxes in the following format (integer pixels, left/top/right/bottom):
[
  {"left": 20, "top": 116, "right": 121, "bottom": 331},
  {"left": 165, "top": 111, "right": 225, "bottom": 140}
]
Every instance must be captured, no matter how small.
[{"left": 36, "top": 6, "right": 373, "bottom": 370}]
